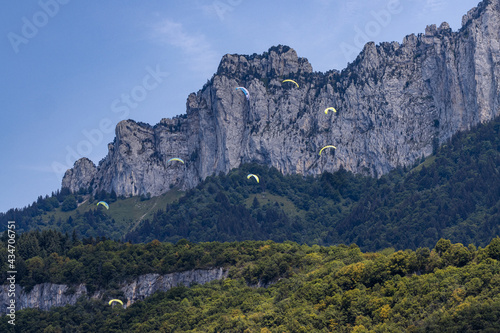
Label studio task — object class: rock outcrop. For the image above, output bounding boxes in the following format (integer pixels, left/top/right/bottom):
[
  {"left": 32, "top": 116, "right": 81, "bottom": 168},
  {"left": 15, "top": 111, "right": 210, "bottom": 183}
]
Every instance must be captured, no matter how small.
[
  {"left": 63, "top": 0, "right": 500, "bottom": 196},
  {"left": 0, "top": 268, "right": 227, "bottom": 313},
  {"left": 61, "top": 157, "right": 96, "bottom": 192}
]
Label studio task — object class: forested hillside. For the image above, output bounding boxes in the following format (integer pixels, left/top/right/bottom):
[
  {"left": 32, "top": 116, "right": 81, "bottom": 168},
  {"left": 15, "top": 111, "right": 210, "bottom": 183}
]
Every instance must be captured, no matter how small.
[
  {"left": 1, "top": 232, "right": 499, "bottom": 332},
  {"left": 1, "top": 116, "right": 499, "bottom": 251}
]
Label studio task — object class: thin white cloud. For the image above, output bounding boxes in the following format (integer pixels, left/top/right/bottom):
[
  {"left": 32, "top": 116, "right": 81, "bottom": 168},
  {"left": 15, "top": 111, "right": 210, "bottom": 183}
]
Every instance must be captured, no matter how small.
[
  {"left": 198, "top": 1, "right": 241, "bottom": 21},
  {"left": 412, "top": 0, "right": 449, "bottom": 23},
  {"left": 199, "top": 2, "right": 219, "bottom": 18},
  {"left": 153, "top": 19, "right": 219, "bottom": 75},
  {"left": 19, "top": 164, "right": 59, "bottom": 173},
  {"left": 342, "top": 0, "right": 364, "bottom": 17},
  {"left": 424, "top": 0, "right": 447, "bottom": 12}
]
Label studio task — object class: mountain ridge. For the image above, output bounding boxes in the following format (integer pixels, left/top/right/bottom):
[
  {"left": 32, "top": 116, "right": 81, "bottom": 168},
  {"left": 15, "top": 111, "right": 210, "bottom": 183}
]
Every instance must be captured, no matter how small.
[{"left": 62, "top": 0, "right": 500, "bottom": 198}]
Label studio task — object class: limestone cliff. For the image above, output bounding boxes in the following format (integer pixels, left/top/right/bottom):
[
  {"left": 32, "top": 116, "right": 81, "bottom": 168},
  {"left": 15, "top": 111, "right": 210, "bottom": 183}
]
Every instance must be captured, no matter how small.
[
  {"left": 61, "top": 157, "right": 96, "bottom": 193},
  {"left": 63, "top": 0, "right": 500, "bottom": 196},
  {"left": 0, "top": 268, "right": 227, "bottom": 313}
]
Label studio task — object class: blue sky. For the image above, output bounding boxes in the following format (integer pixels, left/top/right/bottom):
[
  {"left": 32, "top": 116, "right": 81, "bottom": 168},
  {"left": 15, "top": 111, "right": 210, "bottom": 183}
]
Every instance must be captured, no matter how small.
[{"left": 0, "top": 0, "right": 479, "bottom": 212}]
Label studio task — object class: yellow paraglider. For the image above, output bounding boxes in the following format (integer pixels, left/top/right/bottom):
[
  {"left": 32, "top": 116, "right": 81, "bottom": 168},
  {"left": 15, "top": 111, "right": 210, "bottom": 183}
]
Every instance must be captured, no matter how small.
[
  {"left": 282, "top": 79, "right": 299, "bottom": 88},
  {"left": 247, "top": 174, "right": 259, "bottom": 183},
  {"left": 167, "top": 158, "right": 185, "bottom": 164},
  {"left": 97, "top": 201, "right": 109, "bottom": 210},
  {"left": 324, "top": 107, "right": 337, "bottom": 115},
  {"left": 109, "top": 299, "right": 124, "bottom": 306},
  {"left": 319, "top": 145, "right": 337, "bottom": 155}
]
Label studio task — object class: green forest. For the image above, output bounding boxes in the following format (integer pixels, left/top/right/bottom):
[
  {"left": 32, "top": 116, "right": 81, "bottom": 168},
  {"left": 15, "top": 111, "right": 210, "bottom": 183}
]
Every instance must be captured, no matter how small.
[{"left": 1, "top": 231, "right": 500, "bottom": 332}]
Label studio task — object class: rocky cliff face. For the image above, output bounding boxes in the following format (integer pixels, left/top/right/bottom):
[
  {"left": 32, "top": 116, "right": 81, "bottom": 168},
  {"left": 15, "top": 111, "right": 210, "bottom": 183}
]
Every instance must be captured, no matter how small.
[
  {"left": 0, "top": 268, "right": 227, "bottom": 314},
  {"left": 61, "top": 157, "right": 97, "bottom": 192},
  {"left": 62, "top": 0, "right": 500, "bottom": 196}
]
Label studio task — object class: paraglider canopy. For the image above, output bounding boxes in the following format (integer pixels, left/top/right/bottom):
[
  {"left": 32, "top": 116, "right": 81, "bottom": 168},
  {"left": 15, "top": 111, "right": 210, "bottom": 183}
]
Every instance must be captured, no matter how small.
[
  {"left": 97, "top": 201, "right": 109, "bottom": 210},
  {"left": 324, "top": 107, "right": 337, "bottom": 115},
  {"left": 109, "top": 299, "right": 124, "bottom": 306},
  {"left": 235, "top": 87, "right": 249, "bottom": 100},
  {"left": 247, "top": 174, "right": 259, "bottom": 183},
  {"left": 167, "top": 158, "right": 185, "bottom": 164},
  {"left": 319, "top": 145, "right": 336, "bottom": 155},
  {"left": 282, "top": 79, "right": 299, "bottom": 88}
]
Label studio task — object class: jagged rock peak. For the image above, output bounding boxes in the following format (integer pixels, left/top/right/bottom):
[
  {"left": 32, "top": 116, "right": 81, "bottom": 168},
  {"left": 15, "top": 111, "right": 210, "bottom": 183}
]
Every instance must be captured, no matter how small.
[
  {"left": 216, "top": 45, "right": 313, "bottom": 79},
  {"left": 462, "top": 0, "right": 498, "bottom": 27},
  {"left": 422, "top": 21, "right": 452, "bottom": 37},
  {"left": 61, "top": 157, "right": 96, "bottom": 192}
]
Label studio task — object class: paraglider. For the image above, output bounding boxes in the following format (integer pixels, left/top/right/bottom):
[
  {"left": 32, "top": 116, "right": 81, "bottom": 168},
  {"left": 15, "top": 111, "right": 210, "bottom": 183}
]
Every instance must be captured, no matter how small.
[
  {"left": 324, "top": 107, "right": 336, "bottom": 115},
  {"left": 319, "top": 145, "right": 336, "bottom": 155},
  {"left": 97, "top": 201, "right": 109, "bottom": 210},
  {"left": 282, "top": 79, "right": 299, "bottom": 88},
  {"left": 109, "top": 299, "right": 124, "bottom": 306},
  {"left": 247, "top": 174, "right": 259, "bottom": 183},
  {"left": 235, "top": 87, "right": 249, "bottom": 100},
  {"left": 167, "top": 158, "right": 185, "bottom": 164}
]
